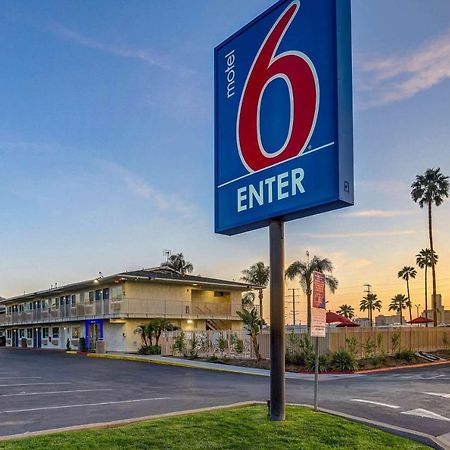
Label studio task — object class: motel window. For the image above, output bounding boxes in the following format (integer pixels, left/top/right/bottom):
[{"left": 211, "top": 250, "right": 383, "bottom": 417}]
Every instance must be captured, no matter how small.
[
  {"left": 95, "top": 290, "right": 102, "bottom": 301},
  {"left": 214, "top": 291, "right": 225, "bottom": 297},
  {"left": 103, "top": 288, "right": 110, "bottom": 301},
  {"left": 19, "top": 329, "right": 25, "bottom": 339},
  {"left": 7, "top": 330, "right": 11, "bottom": 339},
  {"left": 28, "top": 302, "right": 33, "bottom": 311},
  {"left": 42, "top": 328, "right": 49, "bottom": 339},
  {"left": 72, "top": 327, "right": 80, "bottom": 339},
  {"left": 42, "top": 300, "right": 48, "bottom": 310},
  {"left": 19, "top": 304, "right": 24, "bottom": 312},
  {"left": 7, "top": 307, "right": 11, "bottom": 314},
  {"left": 53, "top": 298, "right": 59, "bottom": 309},
  {"left": 111, "top": 286, "right": 122, "bottom": 301},
  {"left": 52, "top": 327, "right": 59, "bottom": 339},
  {"left": 71, "top": 295, "right": 76, "bottom": 307},
  {"left": 89, "top": 291, "right": 94, "bottom": 303},
  {"left": 27, "top": 329, "right": 33, "bottom": 339}
]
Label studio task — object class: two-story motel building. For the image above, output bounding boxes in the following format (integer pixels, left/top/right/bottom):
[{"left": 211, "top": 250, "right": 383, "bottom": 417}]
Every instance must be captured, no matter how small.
[{"left": 0, "top": 267, "right": 251, "bottom": 352}]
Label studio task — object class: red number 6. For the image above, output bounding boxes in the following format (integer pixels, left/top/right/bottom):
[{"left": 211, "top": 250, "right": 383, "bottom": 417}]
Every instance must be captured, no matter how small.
[{"left": 237, "top": 1, "right": 319, "bottom": 172}]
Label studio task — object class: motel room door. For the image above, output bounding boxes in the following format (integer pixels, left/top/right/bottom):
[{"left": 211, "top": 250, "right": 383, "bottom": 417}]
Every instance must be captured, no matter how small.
[
  {"left": 12, "top": 330, "right": 19, "bottom": 347},
  {"left": 33, "top": 328, "right": 42, "bottom": 349},
  {"left": 88, "top": 323, "right": 101, "bottom": 351}
]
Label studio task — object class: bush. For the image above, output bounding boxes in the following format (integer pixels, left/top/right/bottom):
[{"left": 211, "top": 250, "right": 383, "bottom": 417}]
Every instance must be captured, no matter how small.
[
  {"left": 173, "top": 332, "right": 186, "bottom": 355},
  {"left": 138, "top": 345, "right": 161, "bottom": 355},
  {"left": 330, "top": 349, "right": 357, "bottom": 372},
  {"left": 189, "top": 333, "right": 199, "bottom": 359},
  {"left": 286, "top": 333, "right": 314, "bottom": 366},
  {"left": 395, "top": 350, "right": 417, "bottom": 363},
  {"left": 345, "top": 337, "right": 358, "bottom": 356},
  {"left": 305, "top": 353, "right": 330, "bottom": 373},
  {"left": 391, "top": 333, "right": 401, "bottom": 354}
]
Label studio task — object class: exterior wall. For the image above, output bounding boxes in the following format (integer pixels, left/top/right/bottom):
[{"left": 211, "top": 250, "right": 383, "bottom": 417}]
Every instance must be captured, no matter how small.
[{"left": 124, "top": 282, "right": 190, "bottom": 302}]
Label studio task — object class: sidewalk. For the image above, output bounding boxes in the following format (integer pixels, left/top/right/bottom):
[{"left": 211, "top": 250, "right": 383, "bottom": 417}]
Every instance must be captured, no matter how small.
[{"left": 85, "top": 352, "right": 360, "bottom": 381}]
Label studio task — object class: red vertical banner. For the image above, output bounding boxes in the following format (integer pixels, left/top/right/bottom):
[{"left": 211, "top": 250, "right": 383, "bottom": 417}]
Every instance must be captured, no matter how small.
[{"left": 311, "top": 272, "right": 326, "bottom": 337}]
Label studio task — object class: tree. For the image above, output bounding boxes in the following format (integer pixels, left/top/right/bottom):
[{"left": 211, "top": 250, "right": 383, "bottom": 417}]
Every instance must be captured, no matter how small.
[
  {"left": 359, "top": 293, "right": 382, "bottom": 327},
  {"left": 236, "top": 307, "right": 262, "bottom": 362},
  {"left": 416, "top": 249, "right": 438, "bottom": 326},
  {"left": 151, "top": 318, "right": 179, "bottom": 347},
  {"left": 161, "top": 253, "right": 194, "bottom": 275},
  {"left": 134, "top": 323, "right": 156, "bottom": 347},
  {"left": 412, "top": 168, "right": 449, "bottom": 326},
  {"left": 398, "top": 266, "right": 417, "bottom": 322},
  {"left": 241, "top": 291, "right": 256, "bottom": 308},
  {"left": 338, "top": 304, "right": 355, "bottom": 320},
  {"left": 388, "top": 294, "right": 408, "bottom": 325},
  {"left": 240, "top": 262, "right": 270, "bottom": 320},
  {"left": 285, "top": 256, "right": 338, "bottom": 329}
]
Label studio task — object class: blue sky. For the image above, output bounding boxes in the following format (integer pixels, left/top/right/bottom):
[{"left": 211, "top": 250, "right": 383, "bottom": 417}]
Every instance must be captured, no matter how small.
[{"left": 1, "top": 0, "right": 450, "bottom": 320}]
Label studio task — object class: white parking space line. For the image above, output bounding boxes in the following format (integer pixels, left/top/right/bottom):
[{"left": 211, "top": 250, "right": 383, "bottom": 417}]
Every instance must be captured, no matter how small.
[
  {"left": 1, "top": 397, "right": 172, "bottom": 413},
  {"left": 401, "top": 409, "right": 450, "bottom": 422},
  {"left": 0, "top": 389, "right": 114, "bottom": 397},
  {"left": 351, "top": 399, "right": 400, "bottom": 409},
  {"left": 0, "top": 382, "right": 71, "bottom": 387},
  {"left": 0, "top": 377, "right": 41, "bottom": 380},
  {"left": 423, "top": 392, "right": 450, "bottom": 399}
]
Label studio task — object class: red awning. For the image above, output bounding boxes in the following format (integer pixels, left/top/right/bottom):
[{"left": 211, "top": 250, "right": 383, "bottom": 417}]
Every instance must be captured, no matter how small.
[
  {"left": 336, "top": 321, "right": 360, "bottom": 327},
  {"left": 407, "top": 316, "right": 433, "bottom": 324},
  {"left": 326, "top": 311, "right": 352, "bottom": 324}
]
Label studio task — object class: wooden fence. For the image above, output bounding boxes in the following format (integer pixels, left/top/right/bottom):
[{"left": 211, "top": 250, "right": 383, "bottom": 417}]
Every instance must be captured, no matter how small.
[{"left": 160, "top": 327, "right": 449, "bottom": 359}]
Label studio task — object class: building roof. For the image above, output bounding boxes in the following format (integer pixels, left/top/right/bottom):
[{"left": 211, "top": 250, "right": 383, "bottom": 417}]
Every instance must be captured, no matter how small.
[{"left": 1, "top": 267, "right": 256, "bottom": 305}]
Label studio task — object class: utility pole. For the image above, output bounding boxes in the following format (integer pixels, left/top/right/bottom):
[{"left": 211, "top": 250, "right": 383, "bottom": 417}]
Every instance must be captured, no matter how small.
[
  {"left": 291, "top": 289, "right": 296, "bottom": 326},
  {"left": 364, "top": 284, "right": 372, "bottom": 327}
]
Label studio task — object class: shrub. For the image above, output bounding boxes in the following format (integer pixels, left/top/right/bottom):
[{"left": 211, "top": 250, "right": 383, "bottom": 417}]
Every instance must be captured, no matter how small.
[
  {"left": 172, "top": 332, "right": 186, "bottom": 355},
  {"left": 305, "top": 353, "right": 330, "bottom": 373},
  {"left": 231, "top": 334, "right": 244, "bottom": 354},
  {"left": 138, "top": 345, "right": 161, "bottom": 355},
  {"left": 443, "top": 332, "right": 449, "bottom": 349},
  {"left": 189, "top": 333, "right": 199, "bottom": 359},
  {"left": 391, "top": 332, "right": 401, "bottom": 354},
  {"left": 345, "top": 337, "right": 358, "bottom": 356},
  {"left": 217, "top": 333, "right": 227, "bottom": 354},
  {"left": 363, "top": 338, "right": 376, "bottom": 358},
  {"left": 331, "top": 349, "right": 357, "bottom": 372},
  {"left": 395, "top": 349, "right": 418, "bottom": 363}
]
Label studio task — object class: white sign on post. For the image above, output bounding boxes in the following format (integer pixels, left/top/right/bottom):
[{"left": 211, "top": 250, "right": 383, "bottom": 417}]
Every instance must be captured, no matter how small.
[{"left": 311, "top": 272, "right": 326, "bottom": 338}]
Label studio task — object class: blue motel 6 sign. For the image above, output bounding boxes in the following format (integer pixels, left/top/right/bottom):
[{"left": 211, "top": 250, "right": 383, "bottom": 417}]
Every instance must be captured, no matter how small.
[{"left": 215, "top": 0, "right": 353, "bottom": 235}]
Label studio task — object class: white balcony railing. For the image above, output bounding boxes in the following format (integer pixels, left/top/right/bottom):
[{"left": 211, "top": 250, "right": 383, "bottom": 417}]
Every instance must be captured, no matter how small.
[{"left": 0, "top": 298, "right": 241, "bottom": 327}]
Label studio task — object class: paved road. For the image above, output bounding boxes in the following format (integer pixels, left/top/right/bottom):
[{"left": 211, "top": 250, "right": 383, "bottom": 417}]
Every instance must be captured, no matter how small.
[{"left": 0, "top": 349, "right": 449, "bottom": 445}]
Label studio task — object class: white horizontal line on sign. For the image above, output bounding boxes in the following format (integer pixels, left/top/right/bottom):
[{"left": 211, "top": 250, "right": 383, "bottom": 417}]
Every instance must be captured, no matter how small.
[
  {"left": 1, "top": 397, "right": 172, "bottom": 414},
  {"left": 351, "top": 399, "right": 400, "bottom": 409},
  {"left": 217, "top": 141, "right": 335, "bottom": 189}
]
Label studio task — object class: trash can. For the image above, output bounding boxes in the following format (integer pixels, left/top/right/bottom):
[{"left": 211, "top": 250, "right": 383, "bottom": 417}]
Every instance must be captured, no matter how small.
[{"left": 96, "top": 339, "right": 106, "bottom": 354}]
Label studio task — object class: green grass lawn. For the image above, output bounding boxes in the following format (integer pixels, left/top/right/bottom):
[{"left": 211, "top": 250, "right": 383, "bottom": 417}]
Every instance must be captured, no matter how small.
[{"left": 0, "top": 405, "right": 428, "bottom": 450}]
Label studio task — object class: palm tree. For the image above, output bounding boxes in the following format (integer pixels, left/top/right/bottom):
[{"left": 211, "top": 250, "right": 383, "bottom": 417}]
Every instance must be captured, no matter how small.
[
  {"left": 285, "top": 256, "right": 338, "bottom": 329},
  {"left": 388, "top": 294, "right": 408, "bottom": 325},
  {"left": 241, "top": 291, "right": 256, "bottom": 308},
  {"left": 161, "top": 253, "right": 194, "bottom": 275},
  {"left": 236, "top": 307, "right": 262, "bottom": 361},
  {"left": 398, "top": 266, "right": 417, "bottom": 322},
  {"left": 338, "top": 304, "right": 355, "bottom": 320},
  {"left": 416, "top": 249, "right": 438, "bottom": 325},
  {"left": 151, "top": 318, "right": 179, "bottom": 347},
  {"left": 359, "top": 293, "right": 382, "bottom": 327},
  {"left": 412, "top": 168, "right": 449, "bottom": 326},
  {"left": 240, "top": 262, "right": 270, "bottom": 320},
  {"left": 134, "top": 323, "right": 156, "bottom": 347}
]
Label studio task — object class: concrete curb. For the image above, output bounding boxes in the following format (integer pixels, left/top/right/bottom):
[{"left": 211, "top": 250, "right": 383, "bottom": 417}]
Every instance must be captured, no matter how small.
[
  {"left": 83, "top": 353, "right": 269, "bottom": 376},
  {"left": 0, "top": 402, "right": 256, "bottom": 441},
  {"left": 356, "top": 360, "right": 450, "bottom": 374},
  {"left": 286, "top": 402, "right": 448, "bottom": 450}
]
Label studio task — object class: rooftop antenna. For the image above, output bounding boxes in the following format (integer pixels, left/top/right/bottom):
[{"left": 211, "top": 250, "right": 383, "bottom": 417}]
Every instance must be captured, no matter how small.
[
  {"left": 98, "top": 272, "right": 103, "bottom": 279},
  {"left": 163, "top": 249, "right": 172, "bottom": 263}
]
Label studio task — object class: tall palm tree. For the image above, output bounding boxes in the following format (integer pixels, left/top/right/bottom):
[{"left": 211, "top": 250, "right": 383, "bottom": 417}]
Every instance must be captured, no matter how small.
[
  {"left": 398, "top": 266, "right": 417, "bottom": 322},
  {"left": 285, "top": 256, "right": 338, "bottom": 329},
  {"left": 161, "top": 253, "right": 194, "bottom": 275},
  {"left": 241, "top": 262, "right": 270, "bottom": 320},
  {"left": 412, "top": 168, "right": 449, "bottom": 326},
  {"left": 359, "top": 293, "right": 382, "bottom": 327},
  {"left": 338, "top": 304, "right": 355, "bottom": 319},
  {"left": 241, "top": 291, "right": 256, "bottom": 308},
  {"left": 236, "top": 307, "right": 262, "bottom": 361},
  {"left": 388, "top": 294, "right": 408, "bottom": 325},
  {"left": 416, "top": 249, "right": 438, "bottom": 325}
]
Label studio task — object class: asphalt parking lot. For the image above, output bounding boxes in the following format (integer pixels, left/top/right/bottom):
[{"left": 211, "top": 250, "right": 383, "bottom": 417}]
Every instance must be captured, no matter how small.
[{"left": 0, "top": 349, "right": 449, "bottom": 446}]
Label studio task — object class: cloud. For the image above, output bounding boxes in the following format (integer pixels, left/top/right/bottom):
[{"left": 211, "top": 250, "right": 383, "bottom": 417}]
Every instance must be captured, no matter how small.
[
  {"left": 346, "top": 209, "right": 416, "bottom": 218},
  {"left": 47, "top": 23, "right": 170, "bottom": 70},
  {"left": 299, "top": 230, "right": 416, "bottom": 239},
  {"left": 356, "top": 28, "right": 450, "bottom": 109},
  {"left": 97, "top": 159, "right": 196, "bottom": 217}
]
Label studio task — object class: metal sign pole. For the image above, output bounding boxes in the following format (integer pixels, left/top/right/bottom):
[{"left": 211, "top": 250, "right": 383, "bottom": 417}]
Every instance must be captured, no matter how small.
[
  {"left": 269, "top": 219, "right": 285, "bottom": 421},
  {"left": 314, "top": 336, "right": 319, "bottom": 411}
]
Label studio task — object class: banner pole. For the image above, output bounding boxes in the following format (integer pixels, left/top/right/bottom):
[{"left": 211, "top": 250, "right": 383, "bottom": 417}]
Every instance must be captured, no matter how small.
[
  {"left": 314, "top": 336, "right": 319, "bottom": 411},
  {"left": 269, "top": 219, "right": 285, "bottom": 421}
]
